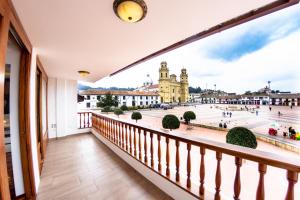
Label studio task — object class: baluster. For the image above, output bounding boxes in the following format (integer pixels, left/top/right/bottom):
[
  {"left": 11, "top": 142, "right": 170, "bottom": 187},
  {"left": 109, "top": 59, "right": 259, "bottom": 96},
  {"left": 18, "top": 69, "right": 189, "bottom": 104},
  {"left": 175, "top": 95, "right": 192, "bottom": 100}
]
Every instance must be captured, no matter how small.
[
  {"left": 83, "top": 113, "right": 86, "bottom": 128},
  {"left": 114, "top": 121, "right": 117, "bottom": 144},
  {"left": 118, "top": 122, "right": 121, "bottom": 146},
  {"left": 79, "top": 113, "right": 82, "bottom": 128},
  {"left": 200, "top": 147, "right": 206, "bottom": 197},
  {"left": 256, "top": 163, "right": 267, "bottom": 200},
  {"left": 109, "top": 120, "right": 112, "bottom": 141},
  {"left": 134, "top": 127, "right": 137, "bottom": 157},
  {"left": 129, "top": 126, "right": 132, "bottom": 154},
  {"left": 187, "top": 143, "right": 191, "bottom": 188},
  {"left": 122, "top": 123, "right": 125, "bottom": 148},
  {"left": 285, "top": 171, "right": 298, "bottom": 200},
  {"left": 126, "top": 125, "right": 129, "bottom": 151},
  {"left": 157, "top": 135, "right": 162, "bottom": 172},
  {"left": 175, "top": 140, "right": 180, "bottom": 182},
  {"left": 166, "top": 137, "right": 170, "bottom": 177},
  {"left": 215, "top": 152, "right": 222, "bottom": 200},
  {"left": 138, "top": 128, "right": 142, "bottom": 160},
  {"left": 144, "top": 131, "right": 148, "bottom": 164},
  {"left": 124, "top": 124, "right": 127, "bottom": 150},
  {"left": 87, "top": 113, "right": 90, "bottom": 128},
  {"left": 234, "top": 157, "right": 242, "bottom": 200},
  {"left": 150, "top": 132, "right": 154, "bottom": 168}
]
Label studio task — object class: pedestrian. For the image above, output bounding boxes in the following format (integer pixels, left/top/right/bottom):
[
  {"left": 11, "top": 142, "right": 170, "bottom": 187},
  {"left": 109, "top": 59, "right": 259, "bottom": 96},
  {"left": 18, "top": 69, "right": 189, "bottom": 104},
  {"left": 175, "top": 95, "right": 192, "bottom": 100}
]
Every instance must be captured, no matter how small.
[
  {"left": 290, "top": 105, "right": 293, "bottom": 109},
  {"left": 278, "top": 111, "right": 281, "bottom": 116},
  {"left": 256, "top": 110, "right": 258, "bottom": 116},
  {"left": 229, "top": 112, "right": 232, "bottom": 118},
  {"left": 223, "top": 111, "right": 226, "bottom": 117},
  {"left": 269, "top": 106, "right": 272, "bottom": 111}
]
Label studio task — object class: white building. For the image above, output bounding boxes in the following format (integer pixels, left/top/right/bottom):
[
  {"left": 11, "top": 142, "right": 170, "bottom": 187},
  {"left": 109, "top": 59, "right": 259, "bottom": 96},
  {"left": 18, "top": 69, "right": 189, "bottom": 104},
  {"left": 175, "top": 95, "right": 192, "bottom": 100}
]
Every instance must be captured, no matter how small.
[{"left": 78, "top": 90, "right": 160, "bottom": 110}]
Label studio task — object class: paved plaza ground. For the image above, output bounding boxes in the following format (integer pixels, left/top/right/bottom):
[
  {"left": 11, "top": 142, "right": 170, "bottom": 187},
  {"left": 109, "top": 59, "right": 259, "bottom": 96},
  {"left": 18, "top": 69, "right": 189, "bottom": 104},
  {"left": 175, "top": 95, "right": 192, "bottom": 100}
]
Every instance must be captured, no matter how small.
[
  {"left": 137, "top": 104, "right": 300, "bottom": 146},
  {"left": 99, "top": 105, "right": 300, "bottom": 199}
]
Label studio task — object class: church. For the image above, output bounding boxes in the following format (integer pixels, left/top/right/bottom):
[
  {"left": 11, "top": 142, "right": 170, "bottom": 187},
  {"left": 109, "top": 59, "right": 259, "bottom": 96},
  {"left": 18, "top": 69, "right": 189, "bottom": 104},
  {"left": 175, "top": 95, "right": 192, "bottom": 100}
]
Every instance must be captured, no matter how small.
[{"left": 158, "top": 61, "right": 189, "bottom": 103}]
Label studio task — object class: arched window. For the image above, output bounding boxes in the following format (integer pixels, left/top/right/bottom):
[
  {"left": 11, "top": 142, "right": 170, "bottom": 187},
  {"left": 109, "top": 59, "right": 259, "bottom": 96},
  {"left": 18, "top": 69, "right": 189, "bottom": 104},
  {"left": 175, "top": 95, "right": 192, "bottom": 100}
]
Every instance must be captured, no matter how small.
[{"left": 161, "top": 72, "right": 162, "bottom": 77}]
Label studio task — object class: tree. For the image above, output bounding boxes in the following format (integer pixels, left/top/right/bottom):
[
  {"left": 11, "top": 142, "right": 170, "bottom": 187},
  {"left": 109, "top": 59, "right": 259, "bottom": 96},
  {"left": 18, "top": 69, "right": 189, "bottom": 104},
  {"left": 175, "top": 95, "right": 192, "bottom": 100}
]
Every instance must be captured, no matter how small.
[
  {"left": 183, "top": 111, "right": 196, "bottom": 124},
  {"left": 120, "top": 105, "right": 128, "bottom": 111},
  {"left": 226, "top": 127, "right": 257, "bottom": 149},
  {"left": 131, "top": 112, "right": 142, "bottom": 123},
  {"left": 98, "top": 92, "right": 118, "bottom": 107},
  {"left": 101, "top": 106, "right": 111, "bottom": 113},
  {"left": 162, "top": 114, "right": 180, "bottom": 131},
  {"left": 114, "top": 108, "right": 123, "bottom": 118}
]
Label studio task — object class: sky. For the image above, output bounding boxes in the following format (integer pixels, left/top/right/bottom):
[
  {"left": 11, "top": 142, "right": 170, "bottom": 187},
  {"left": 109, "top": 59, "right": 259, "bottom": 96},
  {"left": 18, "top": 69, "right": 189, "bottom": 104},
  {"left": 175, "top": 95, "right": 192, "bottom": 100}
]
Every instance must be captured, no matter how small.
[{"left": 80, "top": 4, "right": 300, "bottom": 94}]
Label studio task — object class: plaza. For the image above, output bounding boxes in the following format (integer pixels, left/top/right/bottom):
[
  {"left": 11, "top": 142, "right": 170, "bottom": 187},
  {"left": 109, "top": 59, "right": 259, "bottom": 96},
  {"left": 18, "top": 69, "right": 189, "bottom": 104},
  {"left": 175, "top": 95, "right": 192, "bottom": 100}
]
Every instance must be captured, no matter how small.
[{"left": 133, "top": 104, "right": 300, "bottom": 147}]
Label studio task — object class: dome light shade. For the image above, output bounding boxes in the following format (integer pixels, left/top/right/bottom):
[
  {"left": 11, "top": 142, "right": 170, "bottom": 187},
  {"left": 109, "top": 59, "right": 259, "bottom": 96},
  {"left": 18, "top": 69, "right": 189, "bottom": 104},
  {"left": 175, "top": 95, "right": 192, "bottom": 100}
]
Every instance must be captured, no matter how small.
[
  {"left": 78, "top": 70, "right": 90, "bottom": 77},
  {"left": 113, "top": 0, "right": 147, "bottom": 23}
]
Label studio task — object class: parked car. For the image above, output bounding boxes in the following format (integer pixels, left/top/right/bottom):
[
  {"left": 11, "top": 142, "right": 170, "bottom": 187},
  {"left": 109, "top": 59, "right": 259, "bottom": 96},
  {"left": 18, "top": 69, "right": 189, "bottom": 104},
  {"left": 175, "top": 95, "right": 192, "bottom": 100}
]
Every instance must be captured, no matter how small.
[{"left": 160, "top": 103, "right": 172, "bottom": 110}]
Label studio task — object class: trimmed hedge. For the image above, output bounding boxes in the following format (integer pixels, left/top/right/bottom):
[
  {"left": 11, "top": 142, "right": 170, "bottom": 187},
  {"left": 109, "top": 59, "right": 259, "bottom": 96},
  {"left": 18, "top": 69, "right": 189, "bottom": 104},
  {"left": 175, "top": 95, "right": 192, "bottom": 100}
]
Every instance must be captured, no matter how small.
[
  {"left": 114, "top": 108, "right": 123, "bottom": 117},
  {"left": 102, "top": 106, "right": 112, "bottom": 113},
  {"left": 162, "top": 114, "right": 180, "bottom": 131},
  {"left": 120, "top": 105, "right": 128, "bottom": 111},
  {"left": 183, "top": 111, "right": 196, "bottom": 124},
  {"left": 131, "top": 112, "right": 142, "bottom": 122},
  {"left": 226, "top": 127, "right": 257, "bottom": 149}
]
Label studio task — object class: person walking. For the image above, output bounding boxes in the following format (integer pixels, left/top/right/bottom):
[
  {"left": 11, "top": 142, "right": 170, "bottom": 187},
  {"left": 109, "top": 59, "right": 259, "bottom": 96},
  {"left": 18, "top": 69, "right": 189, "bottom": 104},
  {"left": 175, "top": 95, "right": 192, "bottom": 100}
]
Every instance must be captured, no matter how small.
[
  {"left": 269, "top": 106, "right": 272, "bottom": 111},
  {"left": 229, "top": 112, "right": 232, "bottom": 118},
  {"left": 256, "top": 110, "right": 258, "bottom": 116}
]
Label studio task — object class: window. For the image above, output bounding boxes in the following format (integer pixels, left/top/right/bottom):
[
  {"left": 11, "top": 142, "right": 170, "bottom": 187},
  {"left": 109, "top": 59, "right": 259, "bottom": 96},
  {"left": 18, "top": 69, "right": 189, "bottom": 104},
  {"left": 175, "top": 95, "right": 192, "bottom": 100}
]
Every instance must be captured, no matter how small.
[
  {"left": 146, "top": 101, "right": 148, "bottom": 105},
  {"left": 123, "top": 96, "right": 125, "bottom": 100},
  {"left": 87, "top": 102, "right": 90, "bottom": 108},
  {"left": 161, "top": 72, "right": 162, "bottom": 77},
  {"left": 97, "top": 95, "right": 100, "bottom": 100},
  {"left": 146, "top": 96, "right": 148, "bottom": 100},
  {"left": 140, "top": 96, "right": 142, "bottom": 99},
  {"left": 132, "top": 96, "right": 135, "bottom": 100},
  {"left": 140, "top": 102, "right": 143, "bottom": 105},
  {"left": 173, "top": 89, "right": 175, "bottom": 93},
  {"left": 87, "top": 95, "right": 90, "bottom": 100}
]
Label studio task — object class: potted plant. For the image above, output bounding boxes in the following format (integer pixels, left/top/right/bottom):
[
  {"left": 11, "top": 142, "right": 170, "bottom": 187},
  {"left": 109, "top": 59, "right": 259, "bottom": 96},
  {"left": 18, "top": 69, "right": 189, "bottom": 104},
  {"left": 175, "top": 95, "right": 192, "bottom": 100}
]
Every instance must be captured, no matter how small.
[{"left": 162, "top": 114, "right": 180, "bottom": 131}]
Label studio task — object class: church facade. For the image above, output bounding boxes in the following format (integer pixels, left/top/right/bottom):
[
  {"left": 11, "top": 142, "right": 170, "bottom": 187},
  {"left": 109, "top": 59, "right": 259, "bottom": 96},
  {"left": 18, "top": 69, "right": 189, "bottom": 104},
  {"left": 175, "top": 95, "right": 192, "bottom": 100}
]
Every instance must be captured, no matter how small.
[{"left": 158, "top": 61, "right": 189, "bottom": 103}]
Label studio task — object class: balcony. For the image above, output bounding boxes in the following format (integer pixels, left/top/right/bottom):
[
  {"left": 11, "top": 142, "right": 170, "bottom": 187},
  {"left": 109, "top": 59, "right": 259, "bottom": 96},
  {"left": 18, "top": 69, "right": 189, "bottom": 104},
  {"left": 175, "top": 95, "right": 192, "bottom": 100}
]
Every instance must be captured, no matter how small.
[{"left": 35, "top": 112, "right": 300, "bottom": 200}]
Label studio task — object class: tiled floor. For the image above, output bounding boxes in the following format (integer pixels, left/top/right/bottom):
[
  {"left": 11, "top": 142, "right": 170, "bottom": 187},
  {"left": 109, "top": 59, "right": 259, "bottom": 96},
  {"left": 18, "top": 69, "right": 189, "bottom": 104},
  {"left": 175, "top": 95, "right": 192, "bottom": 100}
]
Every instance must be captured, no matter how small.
[{"left": 37, "top": 133, "right": 172, "bottom": 200}]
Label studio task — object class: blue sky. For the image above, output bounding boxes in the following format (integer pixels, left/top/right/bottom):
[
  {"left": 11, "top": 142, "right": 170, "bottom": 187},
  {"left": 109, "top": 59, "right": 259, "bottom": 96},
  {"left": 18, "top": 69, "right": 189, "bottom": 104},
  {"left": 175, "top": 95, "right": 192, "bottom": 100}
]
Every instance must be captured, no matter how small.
[{"left": 81, "top": 4, "right": 300, "bottom": 93}]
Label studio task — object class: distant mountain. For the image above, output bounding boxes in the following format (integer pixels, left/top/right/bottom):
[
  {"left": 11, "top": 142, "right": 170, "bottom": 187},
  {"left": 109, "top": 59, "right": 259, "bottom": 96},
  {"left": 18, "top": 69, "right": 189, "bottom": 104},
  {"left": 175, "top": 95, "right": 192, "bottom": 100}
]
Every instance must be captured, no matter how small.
[{"left": 78, "top": 84, "right": 135, "bottom": 91}]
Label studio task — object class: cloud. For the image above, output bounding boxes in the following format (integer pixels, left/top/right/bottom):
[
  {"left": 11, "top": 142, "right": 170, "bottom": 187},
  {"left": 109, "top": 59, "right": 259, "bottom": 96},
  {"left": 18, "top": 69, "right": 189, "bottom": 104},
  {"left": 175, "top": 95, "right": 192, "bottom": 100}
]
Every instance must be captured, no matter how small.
[{"left": 87, "top": 4, "right": 300, "bottom": 94}]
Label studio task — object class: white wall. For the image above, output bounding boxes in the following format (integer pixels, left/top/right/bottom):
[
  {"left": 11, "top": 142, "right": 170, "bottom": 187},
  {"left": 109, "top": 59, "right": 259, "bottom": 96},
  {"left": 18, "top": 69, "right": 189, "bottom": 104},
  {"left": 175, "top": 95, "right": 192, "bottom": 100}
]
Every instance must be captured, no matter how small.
[{"left": 48, "top": 78, "right": 84, "bottom": 138}]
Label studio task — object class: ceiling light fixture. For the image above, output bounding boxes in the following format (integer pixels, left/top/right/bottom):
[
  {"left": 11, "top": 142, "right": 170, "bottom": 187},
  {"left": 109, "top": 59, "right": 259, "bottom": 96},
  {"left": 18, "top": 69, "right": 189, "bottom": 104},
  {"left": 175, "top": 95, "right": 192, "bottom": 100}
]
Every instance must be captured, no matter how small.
[
  {"left": 113, "top": 0, "right": 147, "bottom": 23},
  {"left": 78, "top": 70, "right": 90, "bottom": 77}
]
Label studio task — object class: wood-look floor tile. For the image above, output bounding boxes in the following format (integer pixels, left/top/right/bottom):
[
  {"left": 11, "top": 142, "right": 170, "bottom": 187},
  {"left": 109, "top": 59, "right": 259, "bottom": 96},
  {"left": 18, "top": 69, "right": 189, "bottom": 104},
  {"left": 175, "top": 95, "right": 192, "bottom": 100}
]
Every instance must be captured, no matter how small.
[{"left": 37, "top": 133, "right": 172, "bottom": 200}]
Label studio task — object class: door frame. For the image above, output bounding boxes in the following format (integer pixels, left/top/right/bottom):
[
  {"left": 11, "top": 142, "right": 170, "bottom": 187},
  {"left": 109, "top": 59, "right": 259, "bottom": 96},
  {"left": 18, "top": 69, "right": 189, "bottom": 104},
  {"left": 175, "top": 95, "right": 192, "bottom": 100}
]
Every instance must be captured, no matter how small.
[
  {"left": 0, "top": 0, "right": 35, "bottom": 199},
  {"left": 36, "top": 56, "right": 48, "bottom": 173}
]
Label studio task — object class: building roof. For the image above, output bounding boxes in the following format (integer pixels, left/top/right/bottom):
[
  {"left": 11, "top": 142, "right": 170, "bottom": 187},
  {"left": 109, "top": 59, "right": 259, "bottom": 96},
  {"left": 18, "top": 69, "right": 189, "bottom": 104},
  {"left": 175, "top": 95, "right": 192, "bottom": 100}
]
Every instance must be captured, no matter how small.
[
  {"left": 270, "top": 93, "right": 300, "bottom": 99},
  {"left": 79, "top": 90, "right": 159, "bottom": 96}
]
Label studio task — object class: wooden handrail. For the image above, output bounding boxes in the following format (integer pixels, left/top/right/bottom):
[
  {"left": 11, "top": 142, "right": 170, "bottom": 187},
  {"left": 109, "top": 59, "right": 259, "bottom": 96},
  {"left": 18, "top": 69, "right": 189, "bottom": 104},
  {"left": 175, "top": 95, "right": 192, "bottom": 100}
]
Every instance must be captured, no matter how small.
[
  {"left": 91, "top": 112, "right": 300, "bottom": 172},
  {"left": 91, "top": 112, "right": 300, "bottom": 200}
]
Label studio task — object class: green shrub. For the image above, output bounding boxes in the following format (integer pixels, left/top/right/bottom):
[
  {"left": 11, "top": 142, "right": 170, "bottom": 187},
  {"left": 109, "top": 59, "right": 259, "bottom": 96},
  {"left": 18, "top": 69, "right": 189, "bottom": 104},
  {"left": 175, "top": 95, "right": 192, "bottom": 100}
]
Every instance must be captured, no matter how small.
[
  {"left": 226, "top": 127, "right": 257, "bottom": 149},
  {"left": 102, "top": 106, "right": 111, "bottom": 113},
  {"left": 162, "top": 114, "right": 180, "bottom": 131},
  {"left": 114, "top": 108, "right": 123, "bottom": 118},
  {"left": 128, "top": 106, "right": 138, "bottom": 111},
  {"left": 120, "top": 105, "right": 128, "bottom": 111},
  {"left": 183, "top": 111, "right": 196, "bottom": 124},
  {"left": 131, "top": 112, "right": 142, "bottom": 122}
]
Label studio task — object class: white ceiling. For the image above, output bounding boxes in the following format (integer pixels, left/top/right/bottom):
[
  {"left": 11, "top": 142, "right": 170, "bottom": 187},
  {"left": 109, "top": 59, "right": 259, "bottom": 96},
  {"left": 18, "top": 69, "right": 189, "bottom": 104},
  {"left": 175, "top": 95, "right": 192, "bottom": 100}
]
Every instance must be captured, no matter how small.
[{"left": 12, "top": 0, "right": 286, "bottom": 82}]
